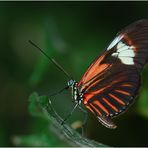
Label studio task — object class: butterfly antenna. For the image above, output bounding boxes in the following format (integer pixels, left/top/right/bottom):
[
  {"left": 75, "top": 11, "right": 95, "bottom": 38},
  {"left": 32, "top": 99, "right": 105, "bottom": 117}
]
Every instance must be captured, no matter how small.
[{"left": 28, "top": 40, "right": 72, "bottom": 80}]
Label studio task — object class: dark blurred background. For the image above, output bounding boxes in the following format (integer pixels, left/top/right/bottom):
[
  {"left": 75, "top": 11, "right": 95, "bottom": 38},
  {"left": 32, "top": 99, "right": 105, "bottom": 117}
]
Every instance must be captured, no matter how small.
[{"left": 1, "top": 1, "right": 148, "bottom": 146}]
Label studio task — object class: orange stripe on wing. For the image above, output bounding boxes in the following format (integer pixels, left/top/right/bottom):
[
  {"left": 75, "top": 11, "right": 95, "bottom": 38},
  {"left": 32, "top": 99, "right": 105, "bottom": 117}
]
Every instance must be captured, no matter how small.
[
  {"left": 83, "top": 85, "right": 110, "bottom": 104},
  {"left": 103, "top": 98, "right": 119, "bottom": 112},
  {"left": 83, "top": 77, "right": 103, "bottom": 92},
  {"left": 85, "top": 105, "right": 95, "bottom": 114},
  {"left": 81, "top": 64, "right": 109, "bottom": 89},
  {"left": 89, "top": 103, "right": 102, "bottom": 116},
  {"left": 78, "top": 52, "right": 110, "bottom": 86},
  {"left": 80, "top": 77, "right": 103, "bottom": 92},
  {"left": 83, "top": 94, "right": 94, "bottom": 104},
  {"left": 93, "top": 100, "right": 109, "bottom": 116},
  {"left": 109, "top": 93, "right": 126, "bottom": 105},
  {"left": 121, "top": 83, "right": 133, "bottom": 87},
  {"left": 115, "top": 89, "right": 130, "bottom": 96},
  {"left": 83, "top": 55, "right": 106, "bottom": 82}
]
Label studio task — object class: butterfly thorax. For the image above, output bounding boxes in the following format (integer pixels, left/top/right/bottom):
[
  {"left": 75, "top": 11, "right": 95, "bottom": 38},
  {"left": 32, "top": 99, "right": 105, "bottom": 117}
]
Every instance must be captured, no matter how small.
[{"left": 67, "top": 79, "right": 83, "bottom": 105}]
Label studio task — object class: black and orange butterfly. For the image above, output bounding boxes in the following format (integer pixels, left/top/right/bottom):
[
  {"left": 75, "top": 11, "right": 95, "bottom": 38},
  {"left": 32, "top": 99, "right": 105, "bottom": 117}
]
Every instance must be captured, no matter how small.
[{"left": 30, "top": 19, "right": 148, "bottom": 129}]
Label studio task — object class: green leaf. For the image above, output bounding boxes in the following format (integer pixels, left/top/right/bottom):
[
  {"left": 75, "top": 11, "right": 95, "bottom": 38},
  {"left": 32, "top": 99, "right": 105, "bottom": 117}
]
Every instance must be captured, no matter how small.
[
  {"left": 28, "top": 92, "right": 48, "bottom": 118},
  {"left": 13, "top": 92, "right": 107, "bottom": 147},
  {"left": 29, "top": 92, "right": 107, "bottom": 147}
]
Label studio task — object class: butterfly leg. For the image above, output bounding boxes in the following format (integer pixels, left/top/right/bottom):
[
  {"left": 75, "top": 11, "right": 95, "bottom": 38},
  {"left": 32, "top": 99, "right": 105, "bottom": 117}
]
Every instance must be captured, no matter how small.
[
  {"left": 78, "top": 106, "right": 88, "bottom": 136},
  {"left": 61, "top": 103, "right": 78, "bottom": 125}
]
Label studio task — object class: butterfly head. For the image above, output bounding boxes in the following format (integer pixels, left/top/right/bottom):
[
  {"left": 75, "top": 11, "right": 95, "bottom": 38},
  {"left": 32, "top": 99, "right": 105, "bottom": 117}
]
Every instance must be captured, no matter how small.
[{"left": 67, "top": 79, "right": 83, "bottom": 105}]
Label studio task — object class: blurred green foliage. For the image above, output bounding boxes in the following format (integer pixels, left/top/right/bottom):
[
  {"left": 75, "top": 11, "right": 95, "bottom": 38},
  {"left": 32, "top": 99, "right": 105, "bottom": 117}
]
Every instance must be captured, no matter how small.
[{"left": 1, "top": 1, "right": 148, "bottom": 146}]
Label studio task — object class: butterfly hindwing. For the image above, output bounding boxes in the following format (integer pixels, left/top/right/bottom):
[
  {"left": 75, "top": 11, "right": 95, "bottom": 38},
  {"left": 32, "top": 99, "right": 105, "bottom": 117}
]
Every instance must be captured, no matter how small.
[{"left": 83, "top": 65, "right": 140, "bottom": 116}]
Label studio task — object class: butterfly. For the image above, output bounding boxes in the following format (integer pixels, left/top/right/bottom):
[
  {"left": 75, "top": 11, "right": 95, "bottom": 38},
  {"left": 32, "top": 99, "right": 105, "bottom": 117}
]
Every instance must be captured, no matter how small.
[
  {"left": 66, "top": 19, "right": 148, "bottom": 129},
  {"left": 29, "top": 19, "right": 148, "bottom": 129}
]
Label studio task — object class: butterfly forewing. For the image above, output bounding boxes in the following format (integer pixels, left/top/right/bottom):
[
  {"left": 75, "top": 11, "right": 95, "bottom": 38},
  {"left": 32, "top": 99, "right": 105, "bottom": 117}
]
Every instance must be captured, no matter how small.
[{"left": 77, "top": 19, "right": 148, "bottom": 128}]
